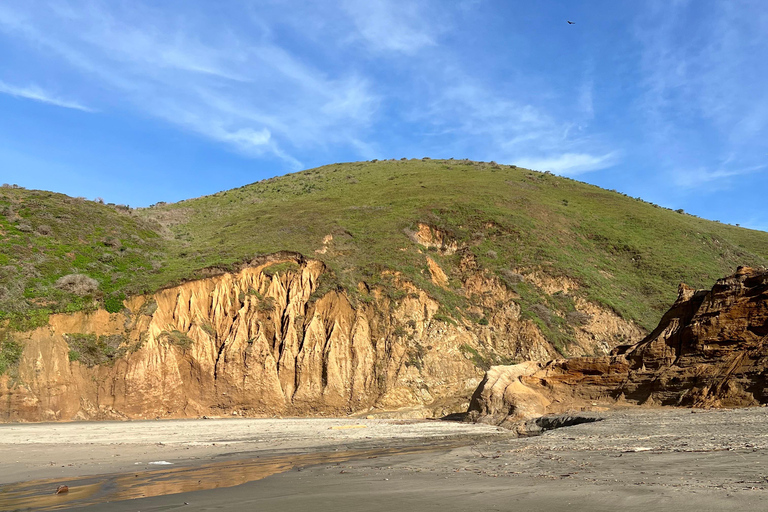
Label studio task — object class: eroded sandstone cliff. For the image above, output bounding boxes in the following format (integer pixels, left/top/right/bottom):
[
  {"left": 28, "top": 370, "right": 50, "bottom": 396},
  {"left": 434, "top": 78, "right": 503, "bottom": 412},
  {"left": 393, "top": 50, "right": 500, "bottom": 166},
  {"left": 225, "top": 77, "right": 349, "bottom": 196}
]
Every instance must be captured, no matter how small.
[
  {"left": 468, "top": 266, "right": 768, "bottom": 430},
  {"left": 0, "top": 251, "right": 642, "bottom": 422}
]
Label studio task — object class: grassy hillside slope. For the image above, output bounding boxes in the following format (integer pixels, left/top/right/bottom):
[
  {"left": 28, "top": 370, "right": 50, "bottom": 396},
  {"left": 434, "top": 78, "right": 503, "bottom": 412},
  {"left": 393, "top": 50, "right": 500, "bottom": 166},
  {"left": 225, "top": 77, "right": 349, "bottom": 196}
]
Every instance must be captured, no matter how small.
[
  {"left": 2, "top": 159, "right": 767, "bottom": 333},
  {"left": 0, "top": 188, "right": 163, "bottom": 329}
]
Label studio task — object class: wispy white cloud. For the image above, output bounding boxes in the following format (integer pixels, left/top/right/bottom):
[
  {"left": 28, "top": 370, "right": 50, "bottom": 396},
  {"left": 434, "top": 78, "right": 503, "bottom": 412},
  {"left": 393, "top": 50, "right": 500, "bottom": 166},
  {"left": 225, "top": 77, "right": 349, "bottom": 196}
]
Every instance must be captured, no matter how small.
[
  {"left": 516, "top": 152, "right": 618, "bottom": 176},
  {"left": 635, "top": 1, "right": 768, "bottom": 170},
  {"left": 70, "top": 6, "right": 254, "bottom": 83},
  {"left": 0, "top": 0, "right": 619, "bottom": 177},
  {"left": 216, "top": 126, "right": 270, "bottom": 150},
  {"left": 0, "top": 2, "right": 379, "bottom": 166},
  {"left": 413, "top": 70, "right": 616, "bottom": 173},
  {"left": 0, "top": 1, "right": 617, "bottom": 182},
  {"left": 341, "top": 0, "right": 438, "bottom": 54},
  {"left": 577, "top": 79, "right": 594, "bottom": 120},
  {"left": 425, "top": 82, "right": 548, "bottom": 136},
  {"left": 0, "top": 80, "right": 94, "bottom": 112},
  {"left": 672, "top": 165, "right": 767, "bottom": 189}
]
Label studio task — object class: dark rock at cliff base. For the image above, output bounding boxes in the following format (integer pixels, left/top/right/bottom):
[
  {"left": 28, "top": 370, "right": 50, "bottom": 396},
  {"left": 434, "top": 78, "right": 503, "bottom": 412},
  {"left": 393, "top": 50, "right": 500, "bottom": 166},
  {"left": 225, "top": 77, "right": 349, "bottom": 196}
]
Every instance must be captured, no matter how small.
[{"left": 521, "top": 413, "right": 603, "bottom": 436}]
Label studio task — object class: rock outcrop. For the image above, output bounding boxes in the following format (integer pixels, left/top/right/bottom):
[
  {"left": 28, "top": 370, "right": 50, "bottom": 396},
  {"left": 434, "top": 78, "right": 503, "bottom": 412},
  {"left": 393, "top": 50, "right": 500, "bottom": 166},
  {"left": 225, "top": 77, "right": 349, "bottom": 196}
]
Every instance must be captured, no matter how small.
[
  {"left": 468, "top": 266, "right": 768, "bottom": 430},
  {"left": 0, "top": 253, "right": 641, "bottom": 422}
]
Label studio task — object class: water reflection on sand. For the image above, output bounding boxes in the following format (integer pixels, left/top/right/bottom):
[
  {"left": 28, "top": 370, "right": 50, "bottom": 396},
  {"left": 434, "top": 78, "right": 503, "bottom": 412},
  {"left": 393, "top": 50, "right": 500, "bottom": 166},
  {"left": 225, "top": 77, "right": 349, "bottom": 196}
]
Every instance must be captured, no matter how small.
[{"left": 0, "top": 443, "right": 457, "bottom": 511}]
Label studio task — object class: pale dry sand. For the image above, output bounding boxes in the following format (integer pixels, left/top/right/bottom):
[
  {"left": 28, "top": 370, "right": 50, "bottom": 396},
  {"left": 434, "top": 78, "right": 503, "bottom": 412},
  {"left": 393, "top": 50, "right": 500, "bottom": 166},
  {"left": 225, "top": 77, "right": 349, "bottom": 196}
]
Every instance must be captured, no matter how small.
[{"left": 3, "top": 408, "right": 768, "bottom": 511}]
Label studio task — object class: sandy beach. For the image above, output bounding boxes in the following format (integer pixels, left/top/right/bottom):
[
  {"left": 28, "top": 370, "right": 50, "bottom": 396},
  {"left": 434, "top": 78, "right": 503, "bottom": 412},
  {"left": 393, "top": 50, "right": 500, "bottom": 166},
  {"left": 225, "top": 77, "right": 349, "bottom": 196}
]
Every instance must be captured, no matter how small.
[{"left": 3, "top": 408, "right": 768, "bottom": 511}]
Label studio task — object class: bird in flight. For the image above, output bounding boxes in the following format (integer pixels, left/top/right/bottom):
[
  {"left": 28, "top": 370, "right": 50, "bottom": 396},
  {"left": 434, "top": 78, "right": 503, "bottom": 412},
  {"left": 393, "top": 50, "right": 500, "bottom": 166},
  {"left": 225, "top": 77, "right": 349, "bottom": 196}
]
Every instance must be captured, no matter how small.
[{"left": 567, "top": 20, "right": 575, "bottom": 24}]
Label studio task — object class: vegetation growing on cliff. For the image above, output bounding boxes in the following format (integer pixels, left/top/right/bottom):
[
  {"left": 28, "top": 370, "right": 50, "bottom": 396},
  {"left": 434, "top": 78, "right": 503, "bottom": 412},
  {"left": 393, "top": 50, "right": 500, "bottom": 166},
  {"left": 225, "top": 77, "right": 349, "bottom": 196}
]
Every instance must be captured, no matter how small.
[
  {"left": 2, "top": 160, "right": 768, "bottom": 335},
  {"left": 159, "top": 329, "right": 194, "bottom": 349},
  {"left": 460, "top": 344, "right": 518, "bottom": 370},
  {"left": 65, "top": 333, "right": 128, "bottom": 367},
  {"left": 0, "top": 334, "right": 23, "bottom": 376}
]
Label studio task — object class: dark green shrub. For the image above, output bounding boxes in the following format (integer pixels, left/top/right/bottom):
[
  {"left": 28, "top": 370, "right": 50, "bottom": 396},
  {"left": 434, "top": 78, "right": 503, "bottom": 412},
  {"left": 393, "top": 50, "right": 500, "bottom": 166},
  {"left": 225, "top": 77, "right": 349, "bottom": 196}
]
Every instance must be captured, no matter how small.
[
  {"left": 460, "top": 344, "right": 490, "bottom": 371},
  {"left": 392, "top": 325, "right": 408, "bottom": 338},
  {"left": 530, "top": 304, "right": 552, "bottom": 327},
  {"left": 104, "top": 294, "right": 125, "bottom": 313},
  {"left": 6, "top": 308, "right": 51, "bottom": 332},
  {"left": 460, "top": 343, "right": 517, "bottom": 370}
]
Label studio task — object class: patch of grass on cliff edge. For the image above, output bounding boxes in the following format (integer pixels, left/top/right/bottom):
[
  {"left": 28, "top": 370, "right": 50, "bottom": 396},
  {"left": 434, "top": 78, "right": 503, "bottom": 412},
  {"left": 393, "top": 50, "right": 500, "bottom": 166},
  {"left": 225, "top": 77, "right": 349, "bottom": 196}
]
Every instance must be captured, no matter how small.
[{"left": 2, "top": 160, "right": 768, "bottom": 336}]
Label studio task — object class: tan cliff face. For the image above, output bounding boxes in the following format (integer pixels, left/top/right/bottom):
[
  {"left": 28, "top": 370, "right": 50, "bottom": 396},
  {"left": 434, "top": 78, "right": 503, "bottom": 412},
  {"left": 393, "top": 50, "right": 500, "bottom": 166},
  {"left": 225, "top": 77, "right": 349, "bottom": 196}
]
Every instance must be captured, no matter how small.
[{"left": 0, "top": 255, "right": 642, "bottom": 422}]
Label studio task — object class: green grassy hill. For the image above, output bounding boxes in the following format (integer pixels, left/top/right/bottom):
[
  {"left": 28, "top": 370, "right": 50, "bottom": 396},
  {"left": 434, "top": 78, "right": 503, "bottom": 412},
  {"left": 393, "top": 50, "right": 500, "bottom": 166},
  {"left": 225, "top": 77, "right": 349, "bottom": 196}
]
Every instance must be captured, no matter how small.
[{"left": 2, "top": 159, "right": 767, "bottom": 333}]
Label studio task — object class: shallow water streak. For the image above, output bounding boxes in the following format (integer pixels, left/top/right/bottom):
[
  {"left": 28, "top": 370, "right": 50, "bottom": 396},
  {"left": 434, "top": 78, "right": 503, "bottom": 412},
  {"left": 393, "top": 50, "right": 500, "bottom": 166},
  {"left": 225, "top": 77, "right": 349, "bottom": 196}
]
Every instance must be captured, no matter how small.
[{"left": 0, "top": 443, "right": 457, "bottom": 510}]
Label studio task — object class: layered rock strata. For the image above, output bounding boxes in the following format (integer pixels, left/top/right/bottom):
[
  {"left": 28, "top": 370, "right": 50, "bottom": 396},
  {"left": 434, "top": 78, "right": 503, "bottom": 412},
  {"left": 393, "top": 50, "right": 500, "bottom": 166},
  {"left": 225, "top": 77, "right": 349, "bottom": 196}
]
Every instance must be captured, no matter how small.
[
  {"left": 0, "top": 254, "right": 640, "bottom": 422},
  {"left": 468, "top": 266, "right": 768, "bottom": 430}
]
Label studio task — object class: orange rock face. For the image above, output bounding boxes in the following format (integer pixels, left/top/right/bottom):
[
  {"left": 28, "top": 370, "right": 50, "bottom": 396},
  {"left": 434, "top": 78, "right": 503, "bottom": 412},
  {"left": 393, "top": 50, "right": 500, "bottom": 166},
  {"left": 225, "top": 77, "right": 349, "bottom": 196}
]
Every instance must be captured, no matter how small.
[
  {"left": 468, "top": 267, "right": 768, "bottom": 429},
  {"left": 0, "top": 254, "right": 643, "bottom": 422}
]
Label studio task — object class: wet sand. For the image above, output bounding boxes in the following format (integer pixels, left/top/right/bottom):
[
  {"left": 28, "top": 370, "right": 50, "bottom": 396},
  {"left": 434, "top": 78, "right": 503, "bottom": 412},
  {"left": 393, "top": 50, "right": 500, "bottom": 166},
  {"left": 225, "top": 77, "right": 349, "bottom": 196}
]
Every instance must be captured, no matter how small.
[
  {"left": 0, "top": 417, "right": 506, "bottom": 485},
  {"left": 0, "top": 417, "right": 509, "bottom": 510},
  {"left": 3, "top": 408, "right": 768, "bottom": 511}
]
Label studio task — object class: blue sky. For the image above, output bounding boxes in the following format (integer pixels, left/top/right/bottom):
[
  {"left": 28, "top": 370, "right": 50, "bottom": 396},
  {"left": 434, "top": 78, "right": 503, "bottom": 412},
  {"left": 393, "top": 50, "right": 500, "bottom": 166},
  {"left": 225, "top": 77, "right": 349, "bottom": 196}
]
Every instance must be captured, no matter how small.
[{"left": 0, "top": 1, "right": 767, "bottom": 230}]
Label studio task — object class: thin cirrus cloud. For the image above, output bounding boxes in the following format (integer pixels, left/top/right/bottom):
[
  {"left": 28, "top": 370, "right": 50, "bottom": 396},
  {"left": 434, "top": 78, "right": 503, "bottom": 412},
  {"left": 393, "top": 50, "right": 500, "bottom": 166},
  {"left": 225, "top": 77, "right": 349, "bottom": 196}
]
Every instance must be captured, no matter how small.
[
  {"left": 516, "top": 152, "right": 618, "bottom": 177},
  {"left": 0, "top": 80, "right": 94, "bottom": 112},
  {"left": 634, "top": 1, "right": 768, "bottom": 187},
  {"left": 0, "top": 2, "right": 379, "bottom": 167},
  {"left": 2, "top": 0, "right": 766, "bottom": 225},
  {"left": 341, "top": 0, "right": 438, "bottom": 54},
  {"left": 418, "top": 79, "right": 536, "bottom": 140},
  {"left": 673, "top": 165, "right": 768, "bottom": 189},
  {"left": 416, "top": 75, "right": 612, "bottom": 175},
  {"left": 0, "top": 1, "right": 616, "bottom": 178}
]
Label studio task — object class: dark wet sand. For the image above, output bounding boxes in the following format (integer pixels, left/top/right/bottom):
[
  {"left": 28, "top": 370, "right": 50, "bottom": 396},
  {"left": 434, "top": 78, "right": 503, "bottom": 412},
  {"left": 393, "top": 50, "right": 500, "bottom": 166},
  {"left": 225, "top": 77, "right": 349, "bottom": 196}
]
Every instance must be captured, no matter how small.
[
  {"left": 78, "top": 447, "right": 768, "bottom": 512},
  {"left": 4, "top": 408, "right": 768, "bottom": 511}
]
